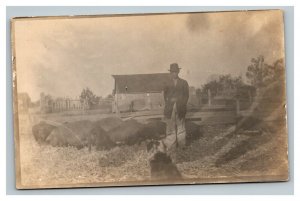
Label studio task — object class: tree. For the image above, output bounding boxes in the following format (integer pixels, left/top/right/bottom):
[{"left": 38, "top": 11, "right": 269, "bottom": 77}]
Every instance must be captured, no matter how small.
[
  {"left": 40, "top": 93, "right": 54, "bottom": 113},
  {"left": 268, "top": 58, "right": 285, "bottom": 81},
  {"left": 79, "top": 88, "right": 100, "bottom": 109},
  {"left": 201, "top": 74, "right": 244, "bottom": 98},
  {"left": 245, "top": 56, "right": 284, "bottom": 88}
]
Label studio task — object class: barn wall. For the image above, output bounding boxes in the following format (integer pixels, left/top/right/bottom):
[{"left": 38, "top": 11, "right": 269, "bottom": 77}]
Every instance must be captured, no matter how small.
[{"left": 113, "top": 92, "right": 164, "bottom": 113}]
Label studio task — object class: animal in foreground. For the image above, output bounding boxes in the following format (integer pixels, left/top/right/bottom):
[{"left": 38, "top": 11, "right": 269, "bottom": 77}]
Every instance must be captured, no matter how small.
[
  {"left": 88, "top": 123, "right": 116, "bottom": 151},
  {"left": 45, "top": 120, "right": 94, "bottom": 149},
  {"left": 147, "top": 140, "right": 182, "bottom": 180},
  {"left": 32, "top": 121, "right": 56, "bottom": 144}
]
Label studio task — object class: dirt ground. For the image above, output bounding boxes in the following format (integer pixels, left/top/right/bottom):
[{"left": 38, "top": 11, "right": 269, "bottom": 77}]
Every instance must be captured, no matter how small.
[{"left": 17, "top": 110, "right": 288, "bottom": 188}]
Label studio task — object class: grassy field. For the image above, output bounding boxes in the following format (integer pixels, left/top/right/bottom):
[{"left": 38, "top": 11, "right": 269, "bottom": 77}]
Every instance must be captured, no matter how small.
[
  {"left": 15, "top": 73, "right": 288, "bottom": 188},
  {"left": 17, "top": 107, "right": 288, "bottom": 188}
]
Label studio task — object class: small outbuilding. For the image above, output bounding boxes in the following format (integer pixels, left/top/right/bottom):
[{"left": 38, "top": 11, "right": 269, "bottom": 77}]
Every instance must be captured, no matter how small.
[{"left": 112, "top": 73, "right": 170, "bottom": 113}]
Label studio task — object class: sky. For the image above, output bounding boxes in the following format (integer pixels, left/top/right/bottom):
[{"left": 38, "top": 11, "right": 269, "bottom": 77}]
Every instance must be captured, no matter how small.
[{"left": 13, "top": 10, "right": 285, "bottom": 101}]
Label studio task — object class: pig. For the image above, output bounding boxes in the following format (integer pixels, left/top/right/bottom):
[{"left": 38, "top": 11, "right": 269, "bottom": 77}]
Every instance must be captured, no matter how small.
[{"left": 32, "top": 121, "right": 56, "bottom": 144}]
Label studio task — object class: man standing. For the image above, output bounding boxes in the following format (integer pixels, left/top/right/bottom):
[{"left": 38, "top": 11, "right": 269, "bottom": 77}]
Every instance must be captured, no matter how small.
[
  {"left": 146, "top": 63, "right": 189, "bottom": 178},
  {"left": 163, "top": 63, "right": 189, "bottom": 149}
]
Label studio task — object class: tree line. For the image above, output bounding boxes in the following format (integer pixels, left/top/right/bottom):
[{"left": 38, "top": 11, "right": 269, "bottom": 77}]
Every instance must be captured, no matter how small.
[
  {"left": 195, "top": 56, "right": 284, "bottom": 102},
  {"left": 34, "top": 55, "right": 284, "bottom": 111}
]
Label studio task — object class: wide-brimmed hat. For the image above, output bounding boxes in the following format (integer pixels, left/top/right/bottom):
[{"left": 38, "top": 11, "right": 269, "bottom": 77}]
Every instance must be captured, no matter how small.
[{"left": 168, "top": 63, "right": 181, "bottom": 72}]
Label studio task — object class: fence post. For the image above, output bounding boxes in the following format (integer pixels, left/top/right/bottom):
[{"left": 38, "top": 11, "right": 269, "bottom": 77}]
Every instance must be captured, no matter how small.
[
  {"left": 236, "top": 98, "right": 240, "bottom": 115},
  {"left": 208, "top": 89, "right": 211, "bottom": 107},
  {"left": 114, "top": 94, "right": 120, "bottom": 115}
]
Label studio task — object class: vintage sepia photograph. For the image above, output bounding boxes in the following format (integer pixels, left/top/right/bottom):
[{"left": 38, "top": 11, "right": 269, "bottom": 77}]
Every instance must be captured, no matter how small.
[{"left": 11, "top": 10, "right": 289, "bottom": 189}]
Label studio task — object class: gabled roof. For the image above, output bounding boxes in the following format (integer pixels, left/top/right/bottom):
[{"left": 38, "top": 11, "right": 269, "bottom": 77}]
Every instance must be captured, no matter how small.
[{"left": 112, "top": 73, "right": 171, "bottom": 94}]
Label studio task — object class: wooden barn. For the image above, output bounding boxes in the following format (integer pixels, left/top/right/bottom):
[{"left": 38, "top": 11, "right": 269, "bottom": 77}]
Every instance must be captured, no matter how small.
[
  {"left": 112, "top": 73, "right": 170, "bottom": 113},
  {"left": 112, "top": 73, "right": 199, "bottom": 113}
]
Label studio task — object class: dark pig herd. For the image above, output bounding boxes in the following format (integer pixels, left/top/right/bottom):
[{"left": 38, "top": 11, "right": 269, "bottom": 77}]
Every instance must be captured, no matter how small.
[
  {"left": 32, "top": 117, "right": 203, "bottom": 180},
  {"left": 32, "top": 117, "right": 203, "bottom": 152}
]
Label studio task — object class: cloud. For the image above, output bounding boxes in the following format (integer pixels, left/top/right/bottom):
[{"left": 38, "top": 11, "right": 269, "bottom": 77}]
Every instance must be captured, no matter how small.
[{"left": 14, "top": 11, "right": 284, "bottom": 101}]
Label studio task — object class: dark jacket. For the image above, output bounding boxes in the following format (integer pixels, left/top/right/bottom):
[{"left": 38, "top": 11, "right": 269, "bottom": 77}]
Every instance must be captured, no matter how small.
[{"left": 163, "top": 77, "right": 189, "bottom": 119}]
